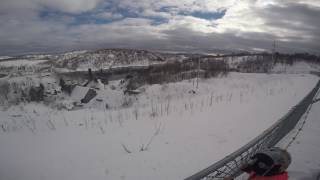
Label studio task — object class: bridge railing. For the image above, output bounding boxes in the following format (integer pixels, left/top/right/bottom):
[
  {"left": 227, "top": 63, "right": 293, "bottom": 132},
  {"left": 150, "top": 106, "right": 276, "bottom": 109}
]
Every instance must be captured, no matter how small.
[{"left": 185, "top": 80, "right": 320, "bottom": 180}]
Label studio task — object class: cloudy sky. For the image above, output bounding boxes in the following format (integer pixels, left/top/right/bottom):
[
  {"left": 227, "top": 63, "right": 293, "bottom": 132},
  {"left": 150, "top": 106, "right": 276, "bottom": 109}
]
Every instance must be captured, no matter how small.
[{"left": 0, "top": 0, "right": 320, "bottom": 55}]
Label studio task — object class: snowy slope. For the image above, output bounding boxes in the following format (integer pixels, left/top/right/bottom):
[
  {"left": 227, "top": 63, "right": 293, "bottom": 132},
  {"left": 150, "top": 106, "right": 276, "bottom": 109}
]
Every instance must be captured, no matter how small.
[
  {"left": 53, "top": 49, "right": 187, "bottom": 71},
  {"left": 0, "top": 49, "right": 190, "bottom": 73},
  {"left": 0, "top": 59, "right": 48, "bottom": 67},
  {"left": 0, "top": 73, "right": 318, "bottom": 180}
]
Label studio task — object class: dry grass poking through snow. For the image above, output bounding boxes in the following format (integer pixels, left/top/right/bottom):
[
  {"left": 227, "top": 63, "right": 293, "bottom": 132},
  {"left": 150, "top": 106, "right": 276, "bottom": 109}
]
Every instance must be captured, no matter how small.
[{"left": 0, "top": 73, "right": 318, "bottom": 180}]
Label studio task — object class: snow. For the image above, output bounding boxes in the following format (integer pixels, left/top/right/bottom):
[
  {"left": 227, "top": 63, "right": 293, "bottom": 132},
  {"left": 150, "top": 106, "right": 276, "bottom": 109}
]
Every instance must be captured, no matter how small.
[
  {"left": 225, "top": 56, "right": 250, "bottom": 69},
  {"left": 0, "top": 59, "right": 48, "bottom": 67},
  {"left": 75, "top": 63, "right": 154, "bottom": 72},
  {"left": 53, "top": 68, "right": 73, "bottom": 73},
  {"left": 70, "top": 86, "right": 91, "bottom": 101},
  {"left": 271, "top": 61, "right": 320, "bottom": 74},
  {"left": 0, "top": 56, "right": 12, "bottom": 60},
  {"left": 276, "top": 91, "right": 320, "bottom": 180},
  {"left": 0, "top": 73, "right": 319, "bottom": 180},
  {"left": 53, "top": 49, "right": 187, "bottom": 71}
]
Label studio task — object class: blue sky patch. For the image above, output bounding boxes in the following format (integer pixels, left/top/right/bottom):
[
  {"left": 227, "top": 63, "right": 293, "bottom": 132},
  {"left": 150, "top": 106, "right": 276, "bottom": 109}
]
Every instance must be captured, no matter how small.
[
  {"left": 180, "top": 9, "right": 227, "bottom": 20},
  {"left": 38, "top": 3, "right": 226, "bottom": 27},
  {"left": 39, "top": 6, "right": 169, "bottom": 26}
]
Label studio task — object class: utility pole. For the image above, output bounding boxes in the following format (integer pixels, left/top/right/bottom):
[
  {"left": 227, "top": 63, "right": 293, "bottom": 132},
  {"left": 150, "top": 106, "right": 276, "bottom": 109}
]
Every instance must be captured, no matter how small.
[
  {"left": 196, "top": 58, "right": 200, "bottom": 89},
  {"left": 272, "top": 40, "right": 276, "bottom": 61}
]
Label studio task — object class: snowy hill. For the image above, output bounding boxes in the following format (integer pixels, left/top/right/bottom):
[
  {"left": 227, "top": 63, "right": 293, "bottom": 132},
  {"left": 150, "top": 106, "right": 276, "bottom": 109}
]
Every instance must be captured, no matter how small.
[
  {"left": 0, "top": 49, "right": 193, "bottom": 75},
  {"left": 53, "top": 49, "right": 188, "bottom": 71},
  {"left": 1, "top": 49, "right": 319, "bottom": 76}
]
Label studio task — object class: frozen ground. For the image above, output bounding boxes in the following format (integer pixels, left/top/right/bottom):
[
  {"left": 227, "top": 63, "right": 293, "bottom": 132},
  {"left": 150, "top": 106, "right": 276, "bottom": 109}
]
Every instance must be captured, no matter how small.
[{"left": 0, "top": 73, "right": 318, "bottom": 180}]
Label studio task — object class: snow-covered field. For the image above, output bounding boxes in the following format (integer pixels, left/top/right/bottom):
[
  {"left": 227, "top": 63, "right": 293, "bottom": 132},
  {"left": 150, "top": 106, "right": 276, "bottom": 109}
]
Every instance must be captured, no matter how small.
[
  {"left": 0, "top": 73, "right": 318, "bottom": 180},
  {"left": 271, "top": 61, "right": 320, "bottom": 74},
  {"left": 277, "top": 92, "right": 320, "bottom": 180}
]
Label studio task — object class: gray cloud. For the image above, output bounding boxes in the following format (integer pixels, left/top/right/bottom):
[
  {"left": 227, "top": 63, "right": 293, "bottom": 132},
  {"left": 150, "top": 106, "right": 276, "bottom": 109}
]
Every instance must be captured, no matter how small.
[{"left": 0, "top": 0, "right": 320, "bottom": 55}]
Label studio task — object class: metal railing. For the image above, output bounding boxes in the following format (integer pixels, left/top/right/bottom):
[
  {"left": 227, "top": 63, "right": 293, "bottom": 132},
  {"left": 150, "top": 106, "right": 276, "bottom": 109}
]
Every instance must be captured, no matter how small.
[{"left": 185, "top": 80, "right": 320, "bottom": 180}]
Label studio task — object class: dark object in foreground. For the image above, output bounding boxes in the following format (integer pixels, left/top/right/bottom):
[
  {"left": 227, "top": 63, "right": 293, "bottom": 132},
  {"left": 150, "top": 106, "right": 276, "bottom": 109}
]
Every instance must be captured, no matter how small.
[
  {"left": 241, "top": 147, "right": 291, "bottom": 180},
  {"left": 29, "top": 83, "right": 44, "bottom": 102},
  {"left": 81, "top": 88, "right": 97, "bottom": 103},
  {"left": 243, "top": 147, "right": 291, "bottom": 176},
  {"left": 226, "top": 147, "right": 291, "bottom": 180}
]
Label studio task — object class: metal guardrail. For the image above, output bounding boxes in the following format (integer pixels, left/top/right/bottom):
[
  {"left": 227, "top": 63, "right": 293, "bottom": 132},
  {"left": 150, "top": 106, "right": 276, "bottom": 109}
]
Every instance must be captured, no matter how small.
[{"left": 185, "top": 80, "right": 320, "bottom": 180}]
